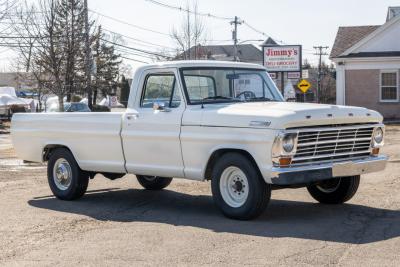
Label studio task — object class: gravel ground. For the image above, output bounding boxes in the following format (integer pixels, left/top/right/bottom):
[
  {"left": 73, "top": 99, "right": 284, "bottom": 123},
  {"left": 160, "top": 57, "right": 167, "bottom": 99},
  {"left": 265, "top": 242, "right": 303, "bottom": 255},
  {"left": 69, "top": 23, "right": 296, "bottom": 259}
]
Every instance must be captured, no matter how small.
[{"left": 0, "top": 124, "right": 399, "bottom": 266}]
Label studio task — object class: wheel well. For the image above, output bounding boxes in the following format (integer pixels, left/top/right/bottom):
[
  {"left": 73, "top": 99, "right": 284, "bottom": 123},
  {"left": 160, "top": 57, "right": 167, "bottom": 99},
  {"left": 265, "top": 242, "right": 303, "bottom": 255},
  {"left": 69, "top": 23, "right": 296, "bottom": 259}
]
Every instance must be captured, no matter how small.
[
  {"left": 204, "top": 149, "right": 260, "bottom": 180},
  {"left": 42, "top": 145, "right": 72, "bottom": 162}
]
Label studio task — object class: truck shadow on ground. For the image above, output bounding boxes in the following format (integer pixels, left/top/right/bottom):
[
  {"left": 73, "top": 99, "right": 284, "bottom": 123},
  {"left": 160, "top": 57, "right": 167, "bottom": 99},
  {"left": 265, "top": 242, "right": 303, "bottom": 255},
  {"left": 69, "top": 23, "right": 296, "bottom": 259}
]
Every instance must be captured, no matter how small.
[{"left": 28, "top": 188, "right": 400, "bottom": 244}]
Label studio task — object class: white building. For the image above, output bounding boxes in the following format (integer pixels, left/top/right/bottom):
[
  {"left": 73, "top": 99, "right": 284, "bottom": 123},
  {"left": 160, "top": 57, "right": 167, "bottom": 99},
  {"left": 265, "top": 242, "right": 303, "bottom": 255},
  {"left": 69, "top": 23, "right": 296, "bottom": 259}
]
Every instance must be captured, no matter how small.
[{"left": 331, "top": 7, "right": 400, "bottom": 120}]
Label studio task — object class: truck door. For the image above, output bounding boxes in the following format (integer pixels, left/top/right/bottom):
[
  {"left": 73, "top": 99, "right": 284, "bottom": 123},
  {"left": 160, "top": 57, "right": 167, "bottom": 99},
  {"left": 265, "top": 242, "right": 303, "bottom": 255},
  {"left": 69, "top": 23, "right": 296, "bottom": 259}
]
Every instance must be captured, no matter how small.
[{"left": 121, "top": 68, "right": 185, "bottom": 178}]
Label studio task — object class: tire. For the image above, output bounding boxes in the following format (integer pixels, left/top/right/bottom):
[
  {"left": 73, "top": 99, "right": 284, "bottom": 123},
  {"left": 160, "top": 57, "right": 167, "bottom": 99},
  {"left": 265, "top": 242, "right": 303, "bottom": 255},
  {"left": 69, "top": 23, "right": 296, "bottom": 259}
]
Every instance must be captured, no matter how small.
[
  {"left": 47, "top": 148, "right": 89, "bottom": 200},
  {"left": 307, "top": 176, "right": 360, "bottom": 204},
  {"left": 211, "top": 153, "right": 271, "bottom": 220},
  {"left": 136, "top": 175, "right": 173, "bottom": 190}
]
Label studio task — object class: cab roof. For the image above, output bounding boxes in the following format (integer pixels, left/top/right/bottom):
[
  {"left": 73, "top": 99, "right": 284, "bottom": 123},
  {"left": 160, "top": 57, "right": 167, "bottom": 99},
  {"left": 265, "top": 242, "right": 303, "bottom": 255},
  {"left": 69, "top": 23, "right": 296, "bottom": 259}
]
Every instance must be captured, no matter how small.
[{"left": 136, "top": 60, "right": 266, "bottom": 72}]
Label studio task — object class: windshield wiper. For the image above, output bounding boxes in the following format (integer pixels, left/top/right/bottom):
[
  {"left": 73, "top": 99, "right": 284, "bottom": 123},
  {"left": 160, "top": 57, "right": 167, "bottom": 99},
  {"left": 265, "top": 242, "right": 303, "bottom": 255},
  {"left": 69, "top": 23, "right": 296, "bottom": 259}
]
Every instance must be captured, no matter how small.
[
  {"left": 202, "top": 96, "right": 232, "bottom": 100},
  {"left": 245, "top": 97, "right": 277, "bottom": 102}
]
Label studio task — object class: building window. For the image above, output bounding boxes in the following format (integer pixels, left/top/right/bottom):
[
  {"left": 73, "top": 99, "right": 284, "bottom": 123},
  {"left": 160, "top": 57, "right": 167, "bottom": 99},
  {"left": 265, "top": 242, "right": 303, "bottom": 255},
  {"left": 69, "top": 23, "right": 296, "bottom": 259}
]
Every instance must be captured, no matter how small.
[{"left": 380, "top": 71, "right": 398, "bottom": 102}]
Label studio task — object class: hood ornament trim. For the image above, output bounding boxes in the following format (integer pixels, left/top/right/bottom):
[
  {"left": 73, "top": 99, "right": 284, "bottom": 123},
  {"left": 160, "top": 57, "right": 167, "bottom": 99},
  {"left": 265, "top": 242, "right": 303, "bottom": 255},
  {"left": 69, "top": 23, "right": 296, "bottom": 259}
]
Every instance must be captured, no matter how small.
[{"left": 249, "top": 121, "right": 271, "bottom": 127}]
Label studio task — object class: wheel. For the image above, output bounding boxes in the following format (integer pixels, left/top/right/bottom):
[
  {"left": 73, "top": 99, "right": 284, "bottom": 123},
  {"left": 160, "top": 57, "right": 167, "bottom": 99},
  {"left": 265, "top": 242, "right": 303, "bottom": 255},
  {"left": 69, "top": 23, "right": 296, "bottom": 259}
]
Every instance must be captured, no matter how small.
[
  {"left": 211, "top": 153, "right": 271, "bottom": 220},
  {"left": 47, "top": 148, "right": 89, "bottom": 200},
  {"left": 136, "top": 175, "right": 173, "bottom": 190},
  {"left": 307, "top": 176, "right": 360, "bottom": 204}
]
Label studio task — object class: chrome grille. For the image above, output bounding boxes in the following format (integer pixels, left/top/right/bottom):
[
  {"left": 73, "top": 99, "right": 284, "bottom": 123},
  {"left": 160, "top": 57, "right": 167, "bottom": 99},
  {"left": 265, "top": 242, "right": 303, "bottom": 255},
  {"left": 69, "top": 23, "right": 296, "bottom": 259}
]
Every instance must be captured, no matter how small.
[{"left": 292, "top": 125, "right": 375, "bottom": 165}]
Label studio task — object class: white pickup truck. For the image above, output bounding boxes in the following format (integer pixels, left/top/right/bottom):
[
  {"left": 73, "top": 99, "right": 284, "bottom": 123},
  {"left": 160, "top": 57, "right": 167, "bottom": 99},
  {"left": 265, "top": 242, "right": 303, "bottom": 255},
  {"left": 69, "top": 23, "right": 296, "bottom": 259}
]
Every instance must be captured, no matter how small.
[{"left": 11, "top": 61, "right": 387, "bottom": 220}]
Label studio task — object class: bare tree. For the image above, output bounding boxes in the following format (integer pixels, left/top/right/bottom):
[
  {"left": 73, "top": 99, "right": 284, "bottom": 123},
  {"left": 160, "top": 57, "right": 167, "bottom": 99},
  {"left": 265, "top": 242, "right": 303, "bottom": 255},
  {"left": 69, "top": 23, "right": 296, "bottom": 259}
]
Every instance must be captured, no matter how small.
[
  {"left": 0, "top": 0, "right": 16, "bottom": 21},
  {"left": 9, "top": 0, "right": 69, "bottom": 111},
  {"left": 10, "top": 0, "right": 95, "bottom": 111},
  {"left": 171, "top": 0, "right": 207, "bottom": 60},
  {"left": 320, "top": 62, "right": 336, "bottom": 104},
  {"left": 0, "top": 0, "right": 17, "bottom": 40},
  {"left": 9, "top": 0, "right": 124, "bottom": 111}
]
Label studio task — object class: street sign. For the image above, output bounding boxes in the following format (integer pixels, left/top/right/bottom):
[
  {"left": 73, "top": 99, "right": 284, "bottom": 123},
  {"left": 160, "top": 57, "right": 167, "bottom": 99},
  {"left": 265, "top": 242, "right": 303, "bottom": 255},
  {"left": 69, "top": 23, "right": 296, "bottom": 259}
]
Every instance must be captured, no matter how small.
[
  {"left": 287, "top": 72, "right": 301, "bottom": 79},
  {"left": 302, "top": 69, "right": 309, "bottom": 79},
  {"left": 297, "top": 79, "right": 311, "bottom": 93},
  {"left": 110, "top": 96, "right": 118, "bottom": 107},
  {"left": 262, "top": 45, "right": 302, "bottom": 72}
]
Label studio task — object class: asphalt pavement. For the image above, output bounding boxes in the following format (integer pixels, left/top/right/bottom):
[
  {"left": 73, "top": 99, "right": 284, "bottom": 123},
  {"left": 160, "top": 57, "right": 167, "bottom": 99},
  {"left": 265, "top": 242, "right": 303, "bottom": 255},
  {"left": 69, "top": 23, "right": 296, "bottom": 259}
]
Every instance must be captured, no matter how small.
[{"left": 0, "top": 126, "right": 399, "bottom": 266}]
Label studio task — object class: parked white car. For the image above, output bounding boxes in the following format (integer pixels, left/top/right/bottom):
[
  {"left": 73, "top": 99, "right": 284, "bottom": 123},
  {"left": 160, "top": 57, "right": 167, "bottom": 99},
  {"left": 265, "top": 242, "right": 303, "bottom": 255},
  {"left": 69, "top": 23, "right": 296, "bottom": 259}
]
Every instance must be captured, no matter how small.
[{"left": 11, "top": 61, "right": 387, "bottom": 220}]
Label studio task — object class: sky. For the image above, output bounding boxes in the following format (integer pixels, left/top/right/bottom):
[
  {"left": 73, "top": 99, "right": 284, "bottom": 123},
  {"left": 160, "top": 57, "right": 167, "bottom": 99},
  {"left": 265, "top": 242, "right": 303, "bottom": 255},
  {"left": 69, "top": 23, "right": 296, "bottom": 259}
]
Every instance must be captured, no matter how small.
[{"left": 1, "top": 0, "right": 399, "bottom": 72}]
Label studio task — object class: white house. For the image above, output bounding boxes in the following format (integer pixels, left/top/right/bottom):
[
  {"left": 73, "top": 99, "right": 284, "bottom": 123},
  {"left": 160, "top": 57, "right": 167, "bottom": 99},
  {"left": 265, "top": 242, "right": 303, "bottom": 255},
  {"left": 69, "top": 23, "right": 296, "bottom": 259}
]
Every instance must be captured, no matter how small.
[{"left": 331, "top": 7, "right": 400, "bottom": 120}]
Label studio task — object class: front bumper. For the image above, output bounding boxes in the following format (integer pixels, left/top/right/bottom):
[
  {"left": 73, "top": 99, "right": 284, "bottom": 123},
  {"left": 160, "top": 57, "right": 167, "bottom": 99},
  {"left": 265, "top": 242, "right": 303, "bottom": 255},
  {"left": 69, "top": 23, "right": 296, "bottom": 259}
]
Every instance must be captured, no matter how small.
[{"left": 270, "top": 155, "right": 388, "bottom": 185}]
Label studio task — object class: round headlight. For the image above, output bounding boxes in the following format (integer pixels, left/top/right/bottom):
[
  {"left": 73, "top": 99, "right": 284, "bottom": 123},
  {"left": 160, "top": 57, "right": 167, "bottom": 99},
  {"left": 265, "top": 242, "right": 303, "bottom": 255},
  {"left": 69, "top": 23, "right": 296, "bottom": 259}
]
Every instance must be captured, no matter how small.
[
  {"left": 282, "top": 134, "right": 295, "bottom": 153},
  {"left": 373, "top": 127, "right": 384, "bottom": 144}
]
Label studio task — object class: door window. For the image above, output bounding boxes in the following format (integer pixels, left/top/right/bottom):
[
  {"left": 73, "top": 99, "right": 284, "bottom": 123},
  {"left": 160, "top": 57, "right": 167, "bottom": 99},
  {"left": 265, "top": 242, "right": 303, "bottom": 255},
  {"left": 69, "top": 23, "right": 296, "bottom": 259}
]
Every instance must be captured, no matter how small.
[{"left": 141, "top": 74, "right": 181, "bottom": 108}]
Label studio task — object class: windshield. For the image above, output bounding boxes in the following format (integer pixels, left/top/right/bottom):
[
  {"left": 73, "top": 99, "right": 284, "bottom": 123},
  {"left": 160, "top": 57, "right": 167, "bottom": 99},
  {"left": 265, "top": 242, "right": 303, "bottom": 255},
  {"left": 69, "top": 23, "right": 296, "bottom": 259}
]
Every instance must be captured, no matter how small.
[{"left": 180, "top": 68, "right": 284, "bottom": 104}]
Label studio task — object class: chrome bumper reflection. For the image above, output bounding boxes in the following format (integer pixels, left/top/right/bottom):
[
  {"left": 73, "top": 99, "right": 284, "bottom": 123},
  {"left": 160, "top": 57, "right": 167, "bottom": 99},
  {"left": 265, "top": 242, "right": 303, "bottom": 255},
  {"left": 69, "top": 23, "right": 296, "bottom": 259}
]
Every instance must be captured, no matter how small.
[{"left": 270, "top": 155, "right": 388, "bottom": 185}]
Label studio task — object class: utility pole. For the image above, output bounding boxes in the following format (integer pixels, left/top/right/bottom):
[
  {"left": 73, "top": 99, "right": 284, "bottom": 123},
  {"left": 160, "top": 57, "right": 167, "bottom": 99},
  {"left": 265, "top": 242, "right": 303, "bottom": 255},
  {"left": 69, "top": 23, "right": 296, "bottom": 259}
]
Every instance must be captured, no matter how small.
[
  {"left": 84, "top": 0, "right": 92, "bottom": 108},
  {"left": 231, "top": 16, "right": 242, "bottom": 61},
  {"left": 313, "top": 46, "right": 329, "bottom": 103}
]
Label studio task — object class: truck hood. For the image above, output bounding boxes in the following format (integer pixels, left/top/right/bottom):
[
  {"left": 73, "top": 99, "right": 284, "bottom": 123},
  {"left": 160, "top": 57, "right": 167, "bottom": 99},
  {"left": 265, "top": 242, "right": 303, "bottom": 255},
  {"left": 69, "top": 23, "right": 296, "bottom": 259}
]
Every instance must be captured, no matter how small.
[{"left": 185, "top": 102, "right": 383, "bottom": 129}]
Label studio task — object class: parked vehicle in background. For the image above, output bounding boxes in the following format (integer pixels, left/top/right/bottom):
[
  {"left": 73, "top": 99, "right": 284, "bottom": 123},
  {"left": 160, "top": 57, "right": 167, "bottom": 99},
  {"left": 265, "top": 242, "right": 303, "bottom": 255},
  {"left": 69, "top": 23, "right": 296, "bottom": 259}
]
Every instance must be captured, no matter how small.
[
  {"left": 47, "top": 102, "right": 91, "bottom": 112},
  {"left": 11, "top": 61, "right": 388, "bottom": 220},
  {"left": 0, "top": 94, "right": 29, "bottom": 118}
]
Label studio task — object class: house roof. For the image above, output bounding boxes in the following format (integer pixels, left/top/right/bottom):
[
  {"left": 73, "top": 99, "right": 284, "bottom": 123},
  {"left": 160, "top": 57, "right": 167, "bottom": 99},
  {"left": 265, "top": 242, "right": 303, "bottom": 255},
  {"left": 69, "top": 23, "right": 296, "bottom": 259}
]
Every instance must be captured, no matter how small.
[
  {"left": 262, "top": 37, "right": 278, "bottom": 46},
  {"left": 183, "top": 44, "right": 262, "bottom": 62},
  {"left": 330, "top": 25, "right": 380, "bottom": 58}
]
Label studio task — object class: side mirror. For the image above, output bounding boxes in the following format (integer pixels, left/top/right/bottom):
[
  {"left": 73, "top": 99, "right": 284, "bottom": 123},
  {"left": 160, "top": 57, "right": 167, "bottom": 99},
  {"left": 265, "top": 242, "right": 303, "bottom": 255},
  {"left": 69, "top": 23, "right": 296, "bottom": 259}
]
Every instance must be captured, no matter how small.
[{"left": 153, "top": 102, "right": 171, "bottom": 112}]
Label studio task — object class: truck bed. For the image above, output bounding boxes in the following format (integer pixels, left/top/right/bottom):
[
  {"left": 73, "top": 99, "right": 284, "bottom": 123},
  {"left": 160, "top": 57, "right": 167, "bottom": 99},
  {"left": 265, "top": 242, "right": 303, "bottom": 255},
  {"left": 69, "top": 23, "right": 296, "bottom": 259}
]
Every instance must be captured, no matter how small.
[{"left": 11, "top": 112, "right": 126, "bottom": 173}]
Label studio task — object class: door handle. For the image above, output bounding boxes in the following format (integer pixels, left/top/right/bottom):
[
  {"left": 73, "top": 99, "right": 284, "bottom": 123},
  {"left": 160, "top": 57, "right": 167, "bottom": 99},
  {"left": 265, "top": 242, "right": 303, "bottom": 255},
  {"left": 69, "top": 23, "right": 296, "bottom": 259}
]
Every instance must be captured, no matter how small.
[{"left": 126, "top": 114, "right": 138, "bottom": 120}]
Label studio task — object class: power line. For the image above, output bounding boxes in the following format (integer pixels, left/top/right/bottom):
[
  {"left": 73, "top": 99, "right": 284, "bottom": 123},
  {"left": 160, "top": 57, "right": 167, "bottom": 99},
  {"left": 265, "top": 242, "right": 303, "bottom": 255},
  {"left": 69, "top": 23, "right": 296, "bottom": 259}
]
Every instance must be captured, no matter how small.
[
  {"left": 89, "top": 9, "right": 171, "bottom": 37},
  {"left": 120, "top": 55, "right": 150, "bottom": 64},
  {"left": 0, "top": 35, "right": 44, "bottom": 39},
  {"left": 242, "top": 21, "right": 268, "bottom": 37},
  {"left": 101, "top": 38, "right": 173, "bottom": 59},
  {"left": 0, "top": 44, "right": 37, "bottom": 48},
  {"left": 102, "top": 24, "right": 230, "bottom": 46},
  {"left": 114, "top": 47, "right": 159, "bottom": 60},
  {"left": 242, "top": 21, "right": 285, "bottom": 44},
  {"left": 102, "top": 28, "right": 175, "bottom": 51},
  {"left": 144, "top": 0, "right": 232, "bottom": 20},
  {"left": 144, "top": 0, "right": 286, "bottom": 44}
]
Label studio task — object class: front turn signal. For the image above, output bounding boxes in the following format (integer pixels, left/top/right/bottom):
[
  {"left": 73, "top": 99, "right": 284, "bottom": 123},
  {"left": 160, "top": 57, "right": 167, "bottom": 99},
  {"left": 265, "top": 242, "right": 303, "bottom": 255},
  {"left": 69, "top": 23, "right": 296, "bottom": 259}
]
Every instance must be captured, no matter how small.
[
  {"left": 371, "top": 148, "right": 380, "bottom": 156},
  {"left": 279, "top": 157, "right": 292, "bottom": 167}
]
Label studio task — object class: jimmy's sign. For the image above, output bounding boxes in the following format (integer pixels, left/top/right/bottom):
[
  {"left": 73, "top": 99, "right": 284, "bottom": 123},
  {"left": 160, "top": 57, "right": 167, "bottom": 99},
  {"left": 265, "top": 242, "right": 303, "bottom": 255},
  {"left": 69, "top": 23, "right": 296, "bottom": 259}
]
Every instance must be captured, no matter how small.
[{"left": 263, "top": 45, "right": 302, "bottom": 72}]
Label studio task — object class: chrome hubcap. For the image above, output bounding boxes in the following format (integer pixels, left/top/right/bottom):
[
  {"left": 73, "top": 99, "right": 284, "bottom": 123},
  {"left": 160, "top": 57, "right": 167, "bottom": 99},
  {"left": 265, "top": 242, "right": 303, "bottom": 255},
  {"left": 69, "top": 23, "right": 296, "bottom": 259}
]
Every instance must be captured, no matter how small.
[
  {"left": 317, "top": 178, "right": 341, "bottom": 193},
  {"left": 219, "top": 166, "right": 249, "bottom": 208},
  {"left": 53, "top": 158, "right": 72, "bottom": 191}
]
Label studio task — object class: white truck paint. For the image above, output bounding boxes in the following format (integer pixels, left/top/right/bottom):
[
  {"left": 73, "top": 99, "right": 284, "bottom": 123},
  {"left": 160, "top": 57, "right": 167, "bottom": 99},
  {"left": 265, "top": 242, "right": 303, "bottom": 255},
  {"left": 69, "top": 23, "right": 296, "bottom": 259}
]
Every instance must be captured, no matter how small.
[{"left": 11, "top": 61, "right": 388, "bottom": 219}]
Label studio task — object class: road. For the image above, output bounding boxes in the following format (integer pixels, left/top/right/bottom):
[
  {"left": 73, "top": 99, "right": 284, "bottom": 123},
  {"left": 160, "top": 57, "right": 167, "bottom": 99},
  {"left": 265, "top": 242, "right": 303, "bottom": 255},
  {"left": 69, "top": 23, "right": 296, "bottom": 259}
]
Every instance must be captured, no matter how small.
[{"left": 0, "top": 125, "right": 399, "bottom": 266}]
